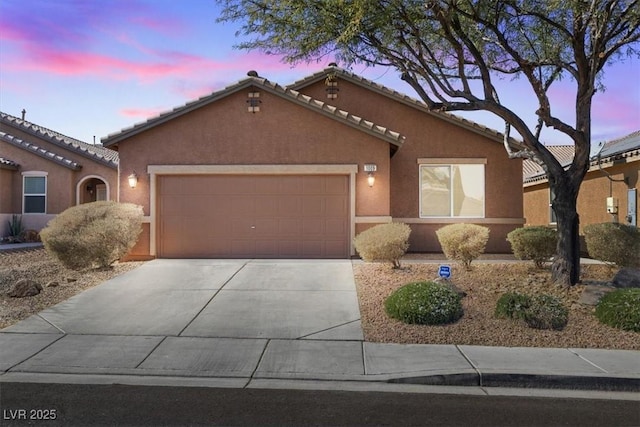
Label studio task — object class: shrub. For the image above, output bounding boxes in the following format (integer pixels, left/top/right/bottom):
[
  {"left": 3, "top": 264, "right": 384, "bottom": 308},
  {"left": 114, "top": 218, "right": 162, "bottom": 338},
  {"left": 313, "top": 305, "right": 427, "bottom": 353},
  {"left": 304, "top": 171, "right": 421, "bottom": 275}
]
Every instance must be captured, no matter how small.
[
  {"left": 495, "top": 292, "right": 532, "bottom": 319},
  {"left": 384, "top": 281, "right": 463, "bottom": 325},
  {"left": 354, "top": 222, "right": 411, "bottom": 268},
  {"left": 7, "top": 214, "right": 24, "bottom": 242},
  {"left": 507, "top": 226, "right": 557, "bottom": 268},
  {"left": 523, "top": 294, "right": 568, "bottom": 330},
  {"left": 595, "top": 289, "right": 640, "bottom": 332},
  {"left": 583, "top": 222, "right": 640, "bottom": 267},
  {"left": 436, "top": 223, "right": 489, "bottom": 270},
  {"left": 40, "top": 201, "right": 143, "bottom": 270}
]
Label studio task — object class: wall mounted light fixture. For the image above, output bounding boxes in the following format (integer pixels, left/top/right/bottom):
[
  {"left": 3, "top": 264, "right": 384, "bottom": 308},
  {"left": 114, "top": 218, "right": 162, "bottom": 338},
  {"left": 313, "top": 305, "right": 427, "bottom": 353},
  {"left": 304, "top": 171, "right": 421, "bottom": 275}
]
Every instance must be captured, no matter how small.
[
  {"left": 128, "top": 172, "right": 138, "bottom": 189},
  {"left": 364, "top": 164, "right": 377, "bottom": 187}
]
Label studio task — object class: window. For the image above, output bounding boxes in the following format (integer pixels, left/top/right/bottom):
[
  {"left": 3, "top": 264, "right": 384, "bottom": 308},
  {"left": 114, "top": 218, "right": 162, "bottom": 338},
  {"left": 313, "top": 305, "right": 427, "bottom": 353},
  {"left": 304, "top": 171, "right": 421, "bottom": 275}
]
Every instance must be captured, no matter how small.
[
  {"left": 23, "top": 173, "right": 47, "bottom": 214},
  {"left": 420, "top": 163, "right": 485, "bottom": 217}
]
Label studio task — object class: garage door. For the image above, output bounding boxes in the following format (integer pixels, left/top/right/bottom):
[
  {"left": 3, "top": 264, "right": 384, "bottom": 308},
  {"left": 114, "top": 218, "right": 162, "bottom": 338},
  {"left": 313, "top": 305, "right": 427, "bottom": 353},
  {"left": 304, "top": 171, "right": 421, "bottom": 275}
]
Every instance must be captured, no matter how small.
[{"left": 157, "top": 175, "right": 350, "bottom": 258}]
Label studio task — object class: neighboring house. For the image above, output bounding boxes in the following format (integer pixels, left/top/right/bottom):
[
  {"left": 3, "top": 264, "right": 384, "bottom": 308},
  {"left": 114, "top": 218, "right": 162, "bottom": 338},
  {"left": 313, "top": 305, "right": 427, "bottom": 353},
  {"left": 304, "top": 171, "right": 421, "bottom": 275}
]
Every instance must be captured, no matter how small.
[
  {"left": 523, "top": 130, "right": 640, "bottom": 229},
  {"left": 0, "top": 111, "right": 119, "bottom": 236},
  {"left": 102, "top": 66, "right": 524, "bottom": 259}
]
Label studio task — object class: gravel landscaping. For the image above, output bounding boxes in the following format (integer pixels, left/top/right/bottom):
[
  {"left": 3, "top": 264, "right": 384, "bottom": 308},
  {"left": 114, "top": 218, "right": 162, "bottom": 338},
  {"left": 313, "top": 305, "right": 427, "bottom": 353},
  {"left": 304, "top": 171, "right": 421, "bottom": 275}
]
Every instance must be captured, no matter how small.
[
  {"left": 1, "top": 248, "right": 638, "bottom": 350},
  {"left": 353, "top": 259, "right": 640, "bottom": 350},
  {"left": 0, "top": 248, "right": 143, "bottom": 329}
]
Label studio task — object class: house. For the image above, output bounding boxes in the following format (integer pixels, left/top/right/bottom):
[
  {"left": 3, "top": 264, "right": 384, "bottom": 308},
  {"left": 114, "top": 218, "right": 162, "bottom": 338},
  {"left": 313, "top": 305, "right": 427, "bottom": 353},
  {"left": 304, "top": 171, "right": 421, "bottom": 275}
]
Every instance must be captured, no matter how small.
[
  {"left": 0, "top": 111, "right": 119, "bottom": 236},
  {"left": 523, "top": 130, "right": 640, "bottom": 229},
  {"left": 102, "top": 66, "right": 524, "bottom": 259}
]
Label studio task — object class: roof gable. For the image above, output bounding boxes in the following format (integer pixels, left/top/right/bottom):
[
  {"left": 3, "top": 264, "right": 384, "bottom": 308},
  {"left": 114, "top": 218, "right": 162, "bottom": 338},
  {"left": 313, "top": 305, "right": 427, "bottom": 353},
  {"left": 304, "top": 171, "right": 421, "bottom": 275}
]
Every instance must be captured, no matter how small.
[
  {"left": 102, "top": 75, "right": 405, "bottom": 149},
  {"left": 0, "top": 112, "right": 118, "bottom": 169},
  {"left": 0, "top": 131, "right": 82, "bottom": 170},
  {"left": 288, "top": 66, "right": 520, "bottom": 146}
]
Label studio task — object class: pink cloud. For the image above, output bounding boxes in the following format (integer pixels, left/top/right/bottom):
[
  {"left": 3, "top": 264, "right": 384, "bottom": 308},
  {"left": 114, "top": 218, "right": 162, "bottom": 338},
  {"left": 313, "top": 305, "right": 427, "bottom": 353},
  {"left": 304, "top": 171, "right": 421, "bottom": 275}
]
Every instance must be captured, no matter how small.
[{"left": 119, "top": 107, "right": 166, "bottom": 118}]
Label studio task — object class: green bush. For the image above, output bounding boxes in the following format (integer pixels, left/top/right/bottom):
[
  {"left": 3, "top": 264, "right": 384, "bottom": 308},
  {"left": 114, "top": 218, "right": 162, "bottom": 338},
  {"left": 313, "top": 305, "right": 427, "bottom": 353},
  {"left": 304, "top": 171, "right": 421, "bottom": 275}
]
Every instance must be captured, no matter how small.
[
  {"left": 40, "top": 201, "right": 143, "bottom": 270},
  {"left": 495, "top": 292, "right": 532, "bottom": 319},
  {"left": 354, "top": 223, "right": 411, "bottom": 268},
  {"left": 595, "top": 289, "right": 640, "bottom": 332},
  {"left": 436, "top": 223, "right": 489, "bottom": 270},
  {"left": 523, "top": 294, "right": 569, "bottom": 330},
  {"left": 583, "top": 222, "right": 640, "bottom": 267},
  {"left": 507, "top": 226, "right": 557, "bottom": 268},
  {"left": 384, "top": 281, "right": 463, "bottom": 325}
]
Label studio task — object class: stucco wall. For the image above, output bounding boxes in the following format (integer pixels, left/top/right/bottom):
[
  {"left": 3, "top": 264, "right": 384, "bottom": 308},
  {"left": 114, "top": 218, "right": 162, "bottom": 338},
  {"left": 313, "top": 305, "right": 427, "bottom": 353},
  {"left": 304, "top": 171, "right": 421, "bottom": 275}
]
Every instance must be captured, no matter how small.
[
  {"left": 297, "top": 77, "right": 524, "bottom": 253},
  {"left": 524, "top": 160, "right": 639, "bottom": 231},
  {"left": 0, "top": 123, "right": 117, "bottom": 217},
  {"left": 0, "top": 168, "right": 15, "bottom": 214}
]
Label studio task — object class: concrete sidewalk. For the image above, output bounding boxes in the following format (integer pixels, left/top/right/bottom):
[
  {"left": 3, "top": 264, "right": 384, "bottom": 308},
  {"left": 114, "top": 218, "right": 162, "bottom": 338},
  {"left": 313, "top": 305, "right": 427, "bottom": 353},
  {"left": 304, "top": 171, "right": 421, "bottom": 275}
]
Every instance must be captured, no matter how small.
[{"left": 1, "top": 259, "right": 638, "bottom": 395}]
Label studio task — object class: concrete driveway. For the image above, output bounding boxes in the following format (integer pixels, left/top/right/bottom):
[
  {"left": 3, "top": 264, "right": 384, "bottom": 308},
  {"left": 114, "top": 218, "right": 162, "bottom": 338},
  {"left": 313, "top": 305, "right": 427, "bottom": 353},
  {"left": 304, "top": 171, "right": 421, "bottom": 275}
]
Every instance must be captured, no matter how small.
[{"left": 4, "top": 259, "right": 363, "bottom": 340}]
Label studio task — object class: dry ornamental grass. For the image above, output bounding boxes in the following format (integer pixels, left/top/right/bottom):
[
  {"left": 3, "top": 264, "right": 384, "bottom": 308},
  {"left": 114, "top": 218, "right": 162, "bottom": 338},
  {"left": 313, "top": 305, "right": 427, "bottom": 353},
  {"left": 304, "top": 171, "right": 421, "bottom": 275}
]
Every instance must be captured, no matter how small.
[{"left": 354, "top": 261, "right": 640, "bottom": 350}]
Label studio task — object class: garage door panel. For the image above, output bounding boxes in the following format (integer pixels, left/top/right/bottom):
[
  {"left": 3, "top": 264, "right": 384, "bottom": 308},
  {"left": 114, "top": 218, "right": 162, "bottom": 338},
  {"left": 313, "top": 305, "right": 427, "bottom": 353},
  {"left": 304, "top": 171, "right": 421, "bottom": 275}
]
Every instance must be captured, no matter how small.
[{"left": 158, "top": 174, "right": 349, "bottom": 258}]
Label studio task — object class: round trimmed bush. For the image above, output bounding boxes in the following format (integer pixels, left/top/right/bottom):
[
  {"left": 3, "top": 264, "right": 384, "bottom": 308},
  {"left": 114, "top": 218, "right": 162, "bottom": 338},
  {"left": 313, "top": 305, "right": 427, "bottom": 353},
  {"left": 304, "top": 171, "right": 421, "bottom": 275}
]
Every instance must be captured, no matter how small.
[
  {"left": 436, "top": 223, "right": 489, "bottom": 270},
  {"left": 523, "top": 294, "right": 568, "bottom": 330},
  {"left": 40, "top": 201, "right": 143, "bottom": 270},
  {"left": 595, "top": 289, "right": 640, "bottom": 332},
  {"left": 384, "top": 281, "right": 463, "bottom": 325},
  {"left": 583, "top": 222, "right": 640, "bottom": 267},
  {"left": 354, "top": 223, "right": 411, "bottom": 268},
  {"left": 507, "top": 226, "right": 557, "bottom": 268},
  {"left": 495, "top": 292, "right": 532, "bottom": 319}
]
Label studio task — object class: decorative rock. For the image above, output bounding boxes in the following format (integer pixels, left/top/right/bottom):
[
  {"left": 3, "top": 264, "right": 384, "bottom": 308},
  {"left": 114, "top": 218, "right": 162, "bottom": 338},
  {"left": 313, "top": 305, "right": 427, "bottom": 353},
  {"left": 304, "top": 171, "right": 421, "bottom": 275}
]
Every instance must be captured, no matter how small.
[
  {"left": 66, "top": 277, "right": 78, "bottom": 283},
  {"left": 578, "top": 285, "right": 615, "bottom": 306},
  {"left": 612, "top": 268, "right": 640, "bottom": 288},
  {"left": 8, "top": 279, "right": 43, "bottom": 298},
  {"left": 46, "top": 281, "right": 60, "bottom": 288}
]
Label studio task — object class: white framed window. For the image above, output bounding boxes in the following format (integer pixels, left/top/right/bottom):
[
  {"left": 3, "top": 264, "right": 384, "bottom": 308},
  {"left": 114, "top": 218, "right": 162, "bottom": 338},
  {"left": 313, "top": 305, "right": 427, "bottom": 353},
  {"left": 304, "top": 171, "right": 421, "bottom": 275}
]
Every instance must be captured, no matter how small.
[
  {"left": 419, "top": 162, "right": 485, "bottom": 218},
  {"left": 22, "top": 172, "right": 47, "bottom": 214}
]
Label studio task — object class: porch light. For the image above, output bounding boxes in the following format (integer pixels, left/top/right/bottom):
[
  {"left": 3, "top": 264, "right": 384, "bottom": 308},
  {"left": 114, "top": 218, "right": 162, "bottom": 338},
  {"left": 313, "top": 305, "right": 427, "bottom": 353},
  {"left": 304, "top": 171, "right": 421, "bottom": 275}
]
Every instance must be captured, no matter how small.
[
  {"left": 364, "top": 164, "right": 377, "bottom": 187},
  {"left": 128, "top": 172, "right": 138, "bottom": 189}
]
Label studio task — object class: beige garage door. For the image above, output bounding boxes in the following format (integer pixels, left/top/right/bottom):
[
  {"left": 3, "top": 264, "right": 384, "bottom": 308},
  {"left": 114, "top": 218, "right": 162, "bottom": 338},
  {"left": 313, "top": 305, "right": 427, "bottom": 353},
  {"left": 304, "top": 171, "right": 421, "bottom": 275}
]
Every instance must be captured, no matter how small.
[{"left": 157, "top": 174, "right": 350, "bottom": 258}]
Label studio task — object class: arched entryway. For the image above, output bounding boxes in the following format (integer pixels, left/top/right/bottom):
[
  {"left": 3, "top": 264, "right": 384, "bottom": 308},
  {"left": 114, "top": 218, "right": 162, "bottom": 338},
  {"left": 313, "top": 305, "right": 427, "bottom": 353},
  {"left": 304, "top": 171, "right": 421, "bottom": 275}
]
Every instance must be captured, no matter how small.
[{"left": 77, "top": 176, "right": 110, "bottom": 205}]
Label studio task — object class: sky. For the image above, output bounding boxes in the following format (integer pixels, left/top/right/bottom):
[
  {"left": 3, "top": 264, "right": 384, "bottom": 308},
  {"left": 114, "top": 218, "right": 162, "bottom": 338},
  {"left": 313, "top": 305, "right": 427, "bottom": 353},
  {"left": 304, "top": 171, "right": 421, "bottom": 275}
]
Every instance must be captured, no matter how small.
[{"left": 1, "top": 0, "right": 639, "bottom": 149}]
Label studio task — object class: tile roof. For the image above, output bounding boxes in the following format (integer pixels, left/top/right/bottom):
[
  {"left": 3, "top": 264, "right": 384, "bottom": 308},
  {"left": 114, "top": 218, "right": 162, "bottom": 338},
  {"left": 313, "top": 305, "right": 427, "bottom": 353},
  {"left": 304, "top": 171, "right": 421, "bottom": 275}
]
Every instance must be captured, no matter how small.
[
  {"left": 0, "top": 132, "right": 82, "bottom": 170},
  {"left": 523, "top": 130, "right": 640, "bottom": 185},
  {"left": 595, "top": 129, "right": 640, "bottom": 161},
  {"left": 288, "top": 66, "right": 522, "bottom": 147},
  {"left": 0, "top": 157, "right": 19, "bottom": 169},
  {"left": 102, "top": 75, "right": 405, "bottom": 148},
  {"left": 522, "top": 145, "right": 575, "bottom": 183},
  {"left": 0, "top": 112, "right": 118, "bottom": 168}
]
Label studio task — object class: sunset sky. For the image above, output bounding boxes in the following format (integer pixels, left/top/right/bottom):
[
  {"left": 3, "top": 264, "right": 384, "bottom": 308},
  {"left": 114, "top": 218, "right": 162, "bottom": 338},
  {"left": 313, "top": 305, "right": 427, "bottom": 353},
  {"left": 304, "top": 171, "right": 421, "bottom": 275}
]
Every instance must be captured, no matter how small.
[{"left": 1, "top": 0, "right": 638, "bottom": 147}]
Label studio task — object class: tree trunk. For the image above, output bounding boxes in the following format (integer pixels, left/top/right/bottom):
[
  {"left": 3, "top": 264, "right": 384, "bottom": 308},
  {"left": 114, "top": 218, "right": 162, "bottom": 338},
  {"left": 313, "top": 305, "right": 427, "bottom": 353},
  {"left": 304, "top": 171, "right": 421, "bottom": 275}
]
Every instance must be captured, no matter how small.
[{"left": 551, "top": 184, "right": 581, "bottom": 287}]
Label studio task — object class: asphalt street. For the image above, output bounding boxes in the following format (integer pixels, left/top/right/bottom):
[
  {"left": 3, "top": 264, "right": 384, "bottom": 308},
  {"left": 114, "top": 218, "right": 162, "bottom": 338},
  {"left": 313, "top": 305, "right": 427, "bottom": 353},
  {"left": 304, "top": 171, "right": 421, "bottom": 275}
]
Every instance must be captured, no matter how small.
[{"left": 1, "top": 383, "right": 639, "bottom": 426}]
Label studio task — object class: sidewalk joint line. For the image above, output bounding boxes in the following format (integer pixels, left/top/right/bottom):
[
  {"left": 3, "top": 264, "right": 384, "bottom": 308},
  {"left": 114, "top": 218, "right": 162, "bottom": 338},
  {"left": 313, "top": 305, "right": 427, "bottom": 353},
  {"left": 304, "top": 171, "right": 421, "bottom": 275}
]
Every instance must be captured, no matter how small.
[
  {"left": 135, "top": 336, "right": 168, "bottom": 369},
  {"left": 7, "top": 334, "right": 66, "bottom": 373},
  {"left": 37, "top": 314, "right": 66, "bottom": 334},
  {"left": 177, "top": 260, "right": 250, "bottom": 337},
  {"left": 246, "top": 338, "right": 271, "bottom": 387},
  {"left": 296, "top": 319, "right": 361, "bottom": 340},
  {"left": 567, "top": 349, "right": 609, "bottom": 373},
  {"left": 456, "top": 345, "right": 482, "bottom": 387}
]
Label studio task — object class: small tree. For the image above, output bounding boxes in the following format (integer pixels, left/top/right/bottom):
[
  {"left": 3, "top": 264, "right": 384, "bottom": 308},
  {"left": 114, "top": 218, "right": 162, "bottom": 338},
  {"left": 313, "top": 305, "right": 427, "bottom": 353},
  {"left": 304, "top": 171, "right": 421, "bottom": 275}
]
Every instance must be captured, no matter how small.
[
  {"left": 436, "top": 223, "right": 489, "bottom": 270},
  {"left": 217, "top": 0, "right": 640, "bottom": 286},
  {"left": 40, "top": 201, "right": 143, "bottom": 270},
  {"left": 354, "top": 222, "right": 411, "bottom": 268}
]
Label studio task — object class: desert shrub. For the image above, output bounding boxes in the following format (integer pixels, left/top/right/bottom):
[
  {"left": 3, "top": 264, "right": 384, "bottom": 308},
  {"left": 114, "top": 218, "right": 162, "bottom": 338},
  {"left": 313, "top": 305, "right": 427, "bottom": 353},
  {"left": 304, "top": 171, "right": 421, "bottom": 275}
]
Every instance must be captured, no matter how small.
[
  {"left": 595, "top": 289, "right": 640, "bottom": 332},
  {"left": 583, "top": 222, "right": 640, "bottom": 267},
  {"left": 384, "top": 281, "right": 463, "bottom": 325},
  {"left": 40, "top": 201, "right": 143, "bottom": 270},
  {"left": 354, "top": 222, "right": 411, "bottom": 268},
  {"left": 507, "top": 226, "right": 557, "bottom": 268},
  {"left": 436, "top": 223, "right": 489, "bottom": 270},
  {"left": 523, "top": 294, "right": 569, "bottom": 330},
  {"left": 495, "top": 292, "right": 532, "bottom": 319}
]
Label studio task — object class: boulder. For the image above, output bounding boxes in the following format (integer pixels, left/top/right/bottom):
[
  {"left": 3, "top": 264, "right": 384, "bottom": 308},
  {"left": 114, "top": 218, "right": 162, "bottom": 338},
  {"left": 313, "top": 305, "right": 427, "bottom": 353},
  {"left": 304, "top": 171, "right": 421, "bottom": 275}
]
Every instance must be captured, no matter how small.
[
  {"left": 8, "top": 279, "right": 43, "bottom": 298},
  {"left": 612, "top": 268, "right": 640, "bottom": 288}
]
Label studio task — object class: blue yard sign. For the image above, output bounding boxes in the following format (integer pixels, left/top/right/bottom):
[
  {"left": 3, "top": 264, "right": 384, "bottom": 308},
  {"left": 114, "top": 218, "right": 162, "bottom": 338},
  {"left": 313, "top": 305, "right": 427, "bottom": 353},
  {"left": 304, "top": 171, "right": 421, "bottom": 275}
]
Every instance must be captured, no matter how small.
[{"left": 438, "top": 265, "right": 451, "bottom": 279}]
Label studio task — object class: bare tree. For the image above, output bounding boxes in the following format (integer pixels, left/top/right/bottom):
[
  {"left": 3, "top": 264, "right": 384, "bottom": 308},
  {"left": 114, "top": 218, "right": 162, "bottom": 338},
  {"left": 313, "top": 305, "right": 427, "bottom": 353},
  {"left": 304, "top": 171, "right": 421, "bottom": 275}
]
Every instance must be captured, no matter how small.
[{"left": 218, "top": 0, "right": 640, "bottom": 285}]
